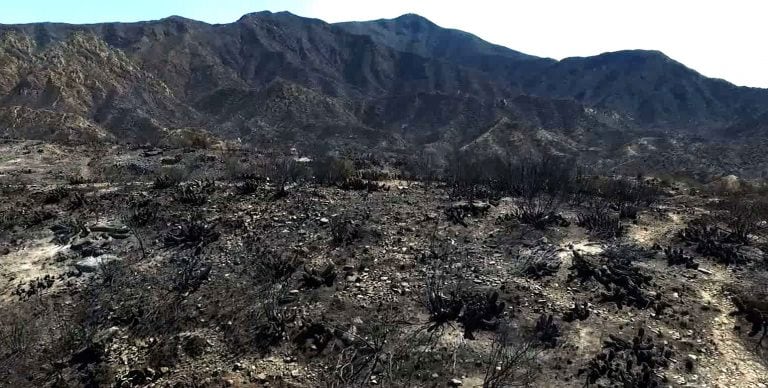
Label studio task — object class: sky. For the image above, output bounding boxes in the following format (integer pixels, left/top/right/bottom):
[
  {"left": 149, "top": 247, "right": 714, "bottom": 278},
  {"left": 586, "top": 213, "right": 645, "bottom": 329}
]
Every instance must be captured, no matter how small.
[{"left": 2, "top": 0, "right": 767, "bottom": 88}]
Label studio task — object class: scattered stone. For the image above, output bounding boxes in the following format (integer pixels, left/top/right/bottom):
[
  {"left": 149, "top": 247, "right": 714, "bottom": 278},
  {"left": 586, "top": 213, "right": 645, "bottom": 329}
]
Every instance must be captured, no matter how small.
[
  {"left": 449, "top": 378, "right": 463, "bottom": 386},
  {"left": 74, "top": 255, "right": 121, "bottom": 273}
]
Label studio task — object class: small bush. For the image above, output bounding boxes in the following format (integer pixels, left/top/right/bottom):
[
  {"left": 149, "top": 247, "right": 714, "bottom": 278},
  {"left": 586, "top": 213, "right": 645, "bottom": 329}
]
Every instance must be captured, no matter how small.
[
  {"left": 330, "top": 216, "right": 364, "bottom": 246},
  {"left": 246, "top": 244, "right": 302, "bottom": 283},
  {"left": 313, "top": 156, "right": 357, "bottom": 186},
  {"left": 164, "top": 218, "right": 219, "bottom": 249},
  {"left": 235, "top": 179, "right": 260, "bottom": 195},
  {"left": 170, "top": 252, "right": 211, "bottom": 294},
  {"left": 483, "top": 323, "right": 539, "bottom": 388},
  {"left": 510, "top": 195, "right": 568, "bottom": 229},
  {"left": 68, "top": 175, "right": 89, "bottom": 185},
  {"left": 300, "top": 263, "right": 337, "bottom": 288},
  {"left": 42, "top": 186, "right": 69, "bottom": 204},
  {"left": 153, "top": 174, "right": 181, "bottom": 190},
  {"left": 577, "top": 204, "right": 625, "bottom": 238}
]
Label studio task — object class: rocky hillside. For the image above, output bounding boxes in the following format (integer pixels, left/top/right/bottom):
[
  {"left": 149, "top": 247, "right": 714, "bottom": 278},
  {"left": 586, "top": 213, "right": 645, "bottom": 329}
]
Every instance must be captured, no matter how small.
[{"left": 0, "top": 11, "right": 766, "bottom": 170}]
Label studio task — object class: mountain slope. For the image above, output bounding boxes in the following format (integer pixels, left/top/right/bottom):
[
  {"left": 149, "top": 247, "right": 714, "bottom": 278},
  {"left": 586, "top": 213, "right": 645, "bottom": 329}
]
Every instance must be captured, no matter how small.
[
  {"left": 337, "top": 15, "right": 768, "bottom": 129},
  {"left": 0, "top": 11, "right": 766, "bottom": 161}
]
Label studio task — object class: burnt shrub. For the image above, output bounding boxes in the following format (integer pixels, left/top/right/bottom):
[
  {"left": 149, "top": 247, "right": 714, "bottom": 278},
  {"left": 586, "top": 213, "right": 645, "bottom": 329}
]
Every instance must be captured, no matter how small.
[
  {"left": 67, "top": 175, "right": 89, "bottom": 185},
  {"left": 235, "top": 179, "right": 260, "bottom": 195},
  {"left": 483, "top": 323, "right": 539, "bottom": 388},
  {"left": 717, "top": 196, "right": 768, "bottom": 244},
  {"left": 164, "top": 217, "right": 219, "bottom": 249},
  {"left": 601, "top": 177, "right": 663, "bottom": 208},
  {"left": 422, "top": 272, "right": 506, "bottom": 339},
  {"left": 534, "top": 314, "right": 561, "bottom": 348},
  {"left": 678, "top": 219, "right": 747, "bottom": 265},
  {"left": 300, "top": 263, "right": 337, "bottom": 288},
  {"left": 128, "top": 199, "right": 159, "bottom": 227},
  {"left": 329, "top": 212, "right": 376, "bottom": 246},
  {"left": 510, "top": 195, "right": 569, "bottom": 230},
  {"left": 152, "top": 166, "right": 188, "bottom": 189},
  {"left": 312, "top": 156, "right": 356, "bottom": 186},
  {"left": 245, "top": 242, "right": 302, "bottom": 283},
  {"left": 42, "top": 186, "right": 69, "bottom": 204},
  {"left": 170, "top": 251, "right": 211, "bottom": 294},
  {"left": 513, "top": 246, "right": 562, "bottom": 279},
  {"left": 577, "top": 203, "right": 625, "bottom": 238},
  {"left": 173, "top": 178, "right": 215, "bottom": 205}
]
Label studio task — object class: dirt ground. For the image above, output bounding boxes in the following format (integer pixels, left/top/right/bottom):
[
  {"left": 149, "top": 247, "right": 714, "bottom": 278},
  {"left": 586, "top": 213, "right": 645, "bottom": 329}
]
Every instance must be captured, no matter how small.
[{"left": 0, "top": 140, "right": 766, "bottom": 387}]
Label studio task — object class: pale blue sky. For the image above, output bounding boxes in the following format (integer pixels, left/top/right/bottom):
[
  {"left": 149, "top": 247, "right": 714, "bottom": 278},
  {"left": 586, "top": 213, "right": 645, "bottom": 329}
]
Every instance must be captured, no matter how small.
[{"left": 2, "top": 1, "right": 767, "bottom": 88}]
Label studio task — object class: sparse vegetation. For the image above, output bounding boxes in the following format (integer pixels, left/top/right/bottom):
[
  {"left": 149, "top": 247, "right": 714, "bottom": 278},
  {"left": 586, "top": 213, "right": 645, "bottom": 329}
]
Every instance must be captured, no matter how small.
[{"left": 0, "top": 141, "right": 766, "bottom": 387}]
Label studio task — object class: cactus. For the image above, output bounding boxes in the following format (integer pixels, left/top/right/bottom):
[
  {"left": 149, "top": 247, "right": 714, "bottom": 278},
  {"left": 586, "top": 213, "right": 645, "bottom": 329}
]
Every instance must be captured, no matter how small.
[
  {"left": 535, "top": 314, "right": 560, "bottom": 348},
  {"left": 579, "top": 327, "right": 672, "bottom": 386},
  {"left": 563, "top": 302, "right": 590, "bottom": 322},
  {"left": 664, "top": 246, "right": 699, "bottom": 269}
]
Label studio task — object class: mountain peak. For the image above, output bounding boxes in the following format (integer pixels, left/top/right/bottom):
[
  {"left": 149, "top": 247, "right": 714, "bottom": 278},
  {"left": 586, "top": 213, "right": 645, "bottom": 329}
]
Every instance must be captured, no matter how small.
[{"left": 391, "top": 13, "right": 437, "bottom": 25}]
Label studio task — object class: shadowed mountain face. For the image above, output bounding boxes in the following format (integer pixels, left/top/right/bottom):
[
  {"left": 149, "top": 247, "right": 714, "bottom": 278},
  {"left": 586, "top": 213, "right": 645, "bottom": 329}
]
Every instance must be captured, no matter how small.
[{"left": 0, "top": 11, "right": 765, "bottom": 157}]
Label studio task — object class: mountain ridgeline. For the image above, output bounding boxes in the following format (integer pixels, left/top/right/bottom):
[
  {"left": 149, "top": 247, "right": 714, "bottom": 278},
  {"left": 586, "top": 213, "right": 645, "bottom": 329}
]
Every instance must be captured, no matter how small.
[{"left": 0, "top": 11, "right": 766, "bottom": 159}]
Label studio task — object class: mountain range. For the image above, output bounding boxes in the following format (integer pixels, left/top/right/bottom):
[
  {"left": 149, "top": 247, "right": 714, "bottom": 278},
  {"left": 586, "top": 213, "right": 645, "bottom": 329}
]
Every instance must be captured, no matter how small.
[{"left": 0, "top": 11, "right": 766, "bottom": 176}]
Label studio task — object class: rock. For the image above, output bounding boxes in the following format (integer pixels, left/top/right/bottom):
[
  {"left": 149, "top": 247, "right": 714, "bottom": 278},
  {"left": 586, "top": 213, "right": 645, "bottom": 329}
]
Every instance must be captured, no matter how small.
[
  {"left": 697, "top": 267, "right": 713, "bottom": 275},
  {"left": 74, "top": 255, "right": 120, "bottom": 273},
  {"left": 685, "top": 354, "right": 696, "bottom": 372},
  {"left": 319, "top": 217, "right": 329, "bottom": 224},
  {"left": 93, "top": 326, "right": 120, "bottom": 344},
  {"left": 449, "top": 378, "right": 463, "bottom": 386},
  {"left": 0, "top": 246, "right": 9, "bottom": 255}
]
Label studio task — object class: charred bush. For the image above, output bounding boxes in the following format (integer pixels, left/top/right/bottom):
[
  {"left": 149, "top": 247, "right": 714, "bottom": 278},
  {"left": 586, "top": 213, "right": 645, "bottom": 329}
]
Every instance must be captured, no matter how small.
[
  {"left": 568, "top": 251, "right": 655, "bottom": 310},
  {"left": 731, "top": 294, "right": 767, "bottom": 348},
  {"left": 601, "top": 177, "right": 663, "bottom": 208},
  {"left": 170, "top": 251, "right": 211, "bottom": 294},
  {"left": 514, "top": 246, "right": 562, "bottom": 279},
  {"left": 460, "top": 291, "right": 506, "bottom": 340},
  {"left": 312, "top": 156, "right": 356, "bottom": 186},
  {"left": 164, "top": 218, "right": 219, "bottom": 249},
  {"left": 245, "top": 243, "right": 302, "bottom": 283},
  {"left": 67, "top": 175, "right": 89, "bottom": 185},
  {"left": 678, "top": 219, "right": 746, "bottom": 265},
  {"left": 42, "top": 186, "right": 69, "bottom": 204},
  {"left": 338, "top": 177, "right": 388, "bottom": 192},
  {"left": 445, "top": 200, "right": 491, "bottom": 226},
  {"left": 235, "top": 179, "right": 260, "bottom": 195},
  {"left": 718, "top": 197, "right": 768, "bottom": 244},
  {"left": 423, "top": 272, "right": 463, "bottom": 334},
  {"left": 511, "top": 195, "right": 569, "bottom": 229},
  {"left": 152, "top": 173, "right": 182, "bottom": 190},
  {"left": 173, "top": 179, "right": 215, "bottom": 205},
  {"left": 128, "top": 199, "right": 159, "bottom": 227},
  {"left": 422, "top": 273, "right": 506, "bottom": 339},
  {"left": 577, "top": 203, "right": 625, "bottom": 238},
  {"left": 483, "top": 323, "right": 539, "bottom": 388},
  {"left": 663, "top": 246, "right": 699, "bottom": 269},
  {"left": 579, "top": 328, "right": 673, "bottom": 387},
  {"left": 300, "top": 263, "right": 337, "bottom": 288},
  {"left": 330, "top": 215, "right": 369, "bottom": 246},
  {"left": 563, "top": 301, "right": 591, "bottom": 322},
  {"left": 534, "top": 314, "right": 561, "bottom": 348}
]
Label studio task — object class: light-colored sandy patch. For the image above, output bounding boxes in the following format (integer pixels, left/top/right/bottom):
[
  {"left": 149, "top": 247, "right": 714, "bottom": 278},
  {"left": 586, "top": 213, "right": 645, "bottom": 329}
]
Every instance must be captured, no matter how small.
[{"left": 0, "top": 236, "right": 68, "bottom": 301}]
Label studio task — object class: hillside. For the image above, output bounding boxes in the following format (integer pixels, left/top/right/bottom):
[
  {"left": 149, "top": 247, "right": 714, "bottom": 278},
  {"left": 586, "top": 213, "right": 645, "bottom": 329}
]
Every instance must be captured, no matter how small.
[{"left": 0, "top": 11, "right": 766, "bottom": 176}]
